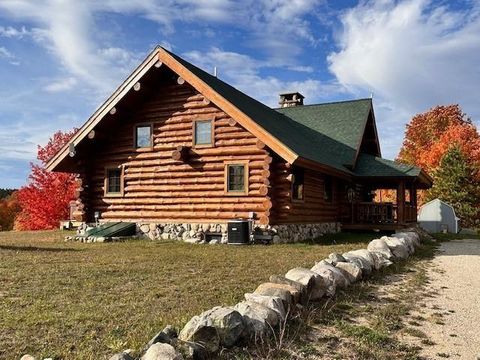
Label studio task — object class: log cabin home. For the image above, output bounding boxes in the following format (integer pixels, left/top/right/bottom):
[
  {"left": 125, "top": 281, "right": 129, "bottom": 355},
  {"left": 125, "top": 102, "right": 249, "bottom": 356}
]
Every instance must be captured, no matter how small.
[{"left": 46, "top": 46, "right": 432, "bottom": 243}]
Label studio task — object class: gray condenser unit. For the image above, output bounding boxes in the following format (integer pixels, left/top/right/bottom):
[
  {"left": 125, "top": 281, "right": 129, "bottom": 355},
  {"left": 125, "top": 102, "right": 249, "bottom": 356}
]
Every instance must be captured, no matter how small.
[{"left": 227, "top": 219, "right": 250, "bottom": 244}]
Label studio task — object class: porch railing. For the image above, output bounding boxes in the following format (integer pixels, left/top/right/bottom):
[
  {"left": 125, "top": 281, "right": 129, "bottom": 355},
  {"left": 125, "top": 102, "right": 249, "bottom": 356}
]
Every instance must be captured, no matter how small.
[{"left": 350, "top": 202, "right": 417, "bottom": 224}]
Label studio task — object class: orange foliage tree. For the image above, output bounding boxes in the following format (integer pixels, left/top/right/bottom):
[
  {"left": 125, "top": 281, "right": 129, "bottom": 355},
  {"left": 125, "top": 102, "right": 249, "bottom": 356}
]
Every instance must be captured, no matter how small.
[
  {"left": 14, "top": 130, "right": 78, "bottom": 230},
  {"left": 0, "top": 192, "right": 21, "bottom": 231},
  {"left": 397, "top": 104, "right": 480, "bottom": 223},
  {"left": 398, "top": 104, "right": 480, "bottom": 174}
]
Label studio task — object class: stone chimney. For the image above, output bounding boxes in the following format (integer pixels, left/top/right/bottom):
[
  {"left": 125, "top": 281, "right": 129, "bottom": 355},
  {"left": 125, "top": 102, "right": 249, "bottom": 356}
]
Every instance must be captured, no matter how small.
[{"left": 278, "top": 92, "right": 305, "bottom": 108}]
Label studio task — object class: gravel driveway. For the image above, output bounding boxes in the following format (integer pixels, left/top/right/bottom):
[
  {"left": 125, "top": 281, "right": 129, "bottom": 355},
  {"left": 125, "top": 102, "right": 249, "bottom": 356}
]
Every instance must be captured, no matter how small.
[{"left": 417, "top": 239, "right": 480, "bottom": 359}]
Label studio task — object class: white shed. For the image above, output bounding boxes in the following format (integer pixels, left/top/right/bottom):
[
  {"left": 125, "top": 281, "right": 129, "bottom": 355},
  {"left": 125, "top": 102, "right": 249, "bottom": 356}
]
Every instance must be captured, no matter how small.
[{"left": 418, "top": 199, "right": 459, "bottom": 234}]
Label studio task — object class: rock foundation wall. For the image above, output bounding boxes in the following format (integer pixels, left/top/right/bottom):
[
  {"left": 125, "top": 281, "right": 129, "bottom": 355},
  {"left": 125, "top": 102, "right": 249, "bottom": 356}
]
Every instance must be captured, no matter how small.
[{"left": 137, "top": 222, "right": 341, "bottom": 244}]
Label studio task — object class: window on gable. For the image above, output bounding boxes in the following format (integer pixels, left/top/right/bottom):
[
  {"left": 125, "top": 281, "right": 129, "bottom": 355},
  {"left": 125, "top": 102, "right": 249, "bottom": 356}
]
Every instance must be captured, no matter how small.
[
  {"left": 324, "top": 176, "right": 333, "bottom": 202},
  {"left": 105, "top": 168, "right": 123, "bottom": 196},
  {"left": 194, "top": 120, "right": 213, "bottom": 146},
  {"left": 226, "top": 163, "right": 247, "bottom": 193},
  {"left": 135, "top": 124, "right": 152, "bottom": 148},
  {"left": 292, "top": 167, "right": 304, "bottom": 201}
]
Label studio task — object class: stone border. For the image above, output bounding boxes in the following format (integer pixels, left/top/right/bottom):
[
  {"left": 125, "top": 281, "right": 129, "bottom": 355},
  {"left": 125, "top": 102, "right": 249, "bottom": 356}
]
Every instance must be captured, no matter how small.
[{"left": 101, "top": 226, "right": 431, "bottom": 360}]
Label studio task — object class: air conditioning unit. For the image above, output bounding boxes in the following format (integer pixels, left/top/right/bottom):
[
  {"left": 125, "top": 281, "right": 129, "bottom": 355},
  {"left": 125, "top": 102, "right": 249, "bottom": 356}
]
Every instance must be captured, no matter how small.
[{"left": 227, "top": 219, "right": 250, "bottom": 245}]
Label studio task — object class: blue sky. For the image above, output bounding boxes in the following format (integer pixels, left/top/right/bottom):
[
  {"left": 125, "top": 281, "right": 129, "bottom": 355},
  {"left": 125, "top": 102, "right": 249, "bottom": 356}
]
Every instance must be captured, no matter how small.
[{"left": 0, "top": 0, "right": 479, "bottom": 188}]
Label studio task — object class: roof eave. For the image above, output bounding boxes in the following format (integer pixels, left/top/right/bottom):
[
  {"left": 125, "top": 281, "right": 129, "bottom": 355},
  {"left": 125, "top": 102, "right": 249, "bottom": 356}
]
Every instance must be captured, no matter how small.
[
  {"left": 46, "top": 47, "right": 162, "bottom": 172},
  {"left": 158, "top": 48, "right": 299, "bottom": 164},
  {"left": 294, "top": 156, "right": 352, "bottom": 180}
]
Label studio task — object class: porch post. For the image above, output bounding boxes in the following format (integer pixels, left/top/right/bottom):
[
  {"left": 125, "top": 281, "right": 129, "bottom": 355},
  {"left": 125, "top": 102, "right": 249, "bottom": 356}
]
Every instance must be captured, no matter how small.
[
  {"left": 411, "top": 185, "right": 418, "bottom": 220},
  {"left": 397, "top": 180, "right": 406, "bottom": 224}
]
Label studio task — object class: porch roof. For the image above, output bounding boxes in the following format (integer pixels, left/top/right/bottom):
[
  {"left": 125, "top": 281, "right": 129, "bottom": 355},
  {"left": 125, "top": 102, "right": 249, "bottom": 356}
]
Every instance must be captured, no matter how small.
[{"left": 353, "top": 153, "right": 433, "bottom": 187}]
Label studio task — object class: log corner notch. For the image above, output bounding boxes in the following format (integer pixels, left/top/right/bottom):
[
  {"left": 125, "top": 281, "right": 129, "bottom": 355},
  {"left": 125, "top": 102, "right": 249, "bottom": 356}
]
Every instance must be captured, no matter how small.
[{"left": 171, "top": 145, "right": 190, "bottom": 161}]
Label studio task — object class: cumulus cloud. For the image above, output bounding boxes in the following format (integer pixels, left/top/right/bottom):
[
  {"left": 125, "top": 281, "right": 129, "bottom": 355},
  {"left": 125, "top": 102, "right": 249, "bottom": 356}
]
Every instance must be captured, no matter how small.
[
  {"left": 184, "top": 47, "right": 343, "bottom": 106},
  {"left": 328, "top": 0, "right": 480, "bottom": 158}
]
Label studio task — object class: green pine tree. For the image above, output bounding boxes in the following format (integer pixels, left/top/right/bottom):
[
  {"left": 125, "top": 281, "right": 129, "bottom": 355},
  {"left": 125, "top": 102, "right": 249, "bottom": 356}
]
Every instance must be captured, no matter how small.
[{"left": 426, "top": 145, "right": 480, "bottom": 228}]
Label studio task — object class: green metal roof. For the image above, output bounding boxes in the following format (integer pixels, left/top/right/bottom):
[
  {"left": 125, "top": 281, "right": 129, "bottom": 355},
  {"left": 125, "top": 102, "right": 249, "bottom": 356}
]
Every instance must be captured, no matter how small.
[
  {"left": 355, "top": 153, "right": 421, "bottom": 178},
  {"left": 165, "top": 48, "right": 424, "bottom": 179}
]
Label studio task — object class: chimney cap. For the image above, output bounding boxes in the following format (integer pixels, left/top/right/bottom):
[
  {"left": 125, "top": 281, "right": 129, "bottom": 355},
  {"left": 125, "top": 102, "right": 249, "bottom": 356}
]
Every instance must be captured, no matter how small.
[
  {"left": 279, "top": 91, "right": 305, "bottom": 98},
  {"left": 278, "top": 92, "right": 305, "bottom": 107}
]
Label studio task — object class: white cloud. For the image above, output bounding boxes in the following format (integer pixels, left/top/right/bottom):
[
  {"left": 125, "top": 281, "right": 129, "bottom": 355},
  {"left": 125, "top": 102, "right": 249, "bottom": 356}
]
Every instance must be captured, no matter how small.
[
  {"left": 43, "top": 77, "right": 78, "bottom": 93},
  {"left": 0, "top": 25, "right": 29, "bottom": 38},
  {"left": 184, "top": 47, "right": 343, "bottom": 107},
  {"left": 328, "top": 0, "right": 480, "bottom": 158},
  {"left": 0, "top": 0, "right": 323, "bottom": 92},
  {"left": 0, "top": 46, "right": 14, "bottom": 58},
  {"left": 0, "top": 46, "right": 19, "bottom": 65}
]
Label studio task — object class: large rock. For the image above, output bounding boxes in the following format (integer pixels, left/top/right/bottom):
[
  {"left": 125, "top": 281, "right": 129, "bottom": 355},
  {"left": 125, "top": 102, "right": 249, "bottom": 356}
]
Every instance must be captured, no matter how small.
[
  {"left": 367, "top": 239, "right": 394, "bottom": 260},
  {"left": 285, "top": 267, "right": 327, "bottom": 301},
  {"left": 146, "top": 326, "right": 177, "bottom": 349},
  {"left": 382, "top": 236, "right": 410, "bottom": 259},
  {"left": 394, "top": 232, "right": 420, "bottom": 252},
  {"left": 369, "top": 251, "right": 393, "bottom": 269},
  {"left": 109, "top": 352, "right": 134, "bottom": 360},
  {"left": 206, "top": 307, "right": 244, "bottom": 347},
  {"left": 328, "top": 252, "right": 347, "bottom": 265},
  {"left": 347, "top": 249, "right": 388, "bottom": 271},
  {"left": 311, "top": 261, "right": 350, "bottom": 288},
  {"left": 176, "top": 341, "right": 209, "bottom": 360},
  {"left": 20, "top": 356, "right": 36, "bottom": 360},
  {"left": 178, "top": 306, "right": 244, "bottom": 351},
  {"left": 141, "top": 343, "right": 183, "bottom": 360},
  {"left": 253, "top": 282, "right": 297, "bottom": 306},
  {"left": 308, "top": 264, "right": 336, "bottom": 297},
  {"left": 234, "top": 301, "right": 279, "bottom": 335},
  {"left": 342, "top": 252, "right": 373, "bottom": 275},
  {"left": 268, "top": 275, "right": 305, "bottom": 303},
  {"left": 244, "top": 293, "right": 286, "bottom": 320},
  {"left": 334, "top": 261, "right": 362, "bottom": 282}
]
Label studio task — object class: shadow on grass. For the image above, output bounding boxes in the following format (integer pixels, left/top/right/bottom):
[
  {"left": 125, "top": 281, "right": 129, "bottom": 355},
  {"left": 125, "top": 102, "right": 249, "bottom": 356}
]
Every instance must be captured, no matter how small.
[
  {"left": 0, "top": 245, "right": 80, "bottom": 252},
  {"left": 306, "top": 231, "right": 394, "bottom": 246}
]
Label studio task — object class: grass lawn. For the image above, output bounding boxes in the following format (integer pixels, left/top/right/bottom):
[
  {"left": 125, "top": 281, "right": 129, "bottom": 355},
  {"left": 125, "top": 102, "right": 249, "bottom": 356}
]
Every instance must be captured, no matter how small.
[{"left": 0, "top": 230, "right": 377, "bottom": 360}]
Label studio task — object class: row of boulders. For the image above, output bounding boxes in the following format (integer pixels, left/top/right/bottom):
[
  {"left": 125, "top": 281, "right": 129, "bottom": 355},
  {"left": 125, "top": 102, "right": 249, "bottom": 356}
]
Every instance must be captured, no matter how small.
[{"left": 101, "top": 228, "right": 425, "bottom": 360}]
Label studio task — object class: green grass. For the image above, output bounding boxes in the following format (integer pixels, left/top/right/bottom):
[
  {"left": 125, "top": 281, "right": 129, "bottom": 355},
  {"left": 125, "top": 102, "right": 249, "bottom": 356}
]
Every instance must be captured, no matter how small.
[{"left": 0, "top": 230, "right": 373, "bottom": 360}]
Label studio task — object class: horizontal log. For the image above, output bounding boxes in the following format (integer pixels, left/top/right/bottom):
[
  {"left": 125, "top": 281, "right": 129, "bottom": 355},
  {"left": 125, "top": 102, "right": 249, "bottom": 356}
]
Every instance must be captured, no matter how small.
[
  {"left": 102, "top": 203, "right": 267, "bottom": 212},
  {"left": 94, "top": 197, "right": 268, "bottom": 205},
  {"left": 101, "top": 210, "right": 259, "bottom": 220},
  {"left": 116, "top": 189, "right": 267, "bottom": 197}
]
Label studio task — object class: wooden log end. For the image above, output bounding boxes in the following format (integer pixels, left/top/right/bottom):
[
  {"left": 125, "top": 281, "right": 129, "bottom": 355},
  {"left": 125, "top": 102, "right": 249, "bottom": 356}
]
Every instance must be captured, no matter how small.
[
  {"left": 255, "top": 139, "right": 266, "bottom": 150},
  {"left": 258, "top": 185, "right": 269, "bottom": 196},
  {"left": 258, "top": 215, "right": 269, "bottom": 226},
  {"left": 227, "top": 118, "right": 237, "bottom": 127}
]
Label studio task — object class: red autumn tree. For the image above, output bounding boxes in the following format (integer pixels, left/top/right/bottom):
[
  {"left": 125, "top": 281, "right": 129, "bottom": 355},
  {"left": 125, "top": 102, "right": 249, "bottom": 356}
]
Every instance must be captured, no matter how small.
[
  {"left": 397, "top": 104, "right": 480, "bottom": 218},
  {"left": 398, "top": 104, "right": 480, "bottom": 173},
  {"left": 14, "top": 129, "right": 78, "bottom": 230}
]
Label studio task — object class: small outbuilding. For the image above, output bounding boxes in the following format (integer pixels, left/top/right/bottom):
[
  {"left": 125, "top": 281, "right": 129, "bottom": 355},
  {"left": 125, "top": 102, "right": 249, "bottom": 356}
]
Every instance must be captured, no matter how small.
[{"left": 418, "top": 199, "right": 459, "bottom": 234}]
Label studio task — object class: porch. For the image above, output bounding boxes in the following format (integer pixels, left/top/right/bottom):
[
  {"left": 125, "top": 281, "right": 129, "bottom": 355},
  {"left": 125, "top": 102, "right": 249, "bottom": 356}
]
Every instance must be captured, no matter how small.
[{"left": 341, "top": 179, "right": 421, "bottom": 231}]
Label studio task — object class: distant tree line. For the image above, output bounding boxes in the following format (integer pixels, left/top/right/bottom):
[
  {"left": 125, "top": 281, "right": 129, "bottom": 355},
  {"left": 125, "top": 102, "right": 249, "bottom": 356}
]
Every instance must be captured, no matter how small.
[{"left": 0, "top": 188, "right": 16, "bottom": 200}]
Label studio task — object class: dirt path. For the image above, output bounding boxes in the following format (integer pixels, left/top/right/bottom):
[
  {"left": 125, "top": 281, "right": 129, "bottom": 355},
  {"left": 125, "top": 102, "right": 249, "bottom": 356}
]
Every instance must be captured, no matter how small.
[{"left": 413, "top": 239, "right": 480, "bottom": 359}]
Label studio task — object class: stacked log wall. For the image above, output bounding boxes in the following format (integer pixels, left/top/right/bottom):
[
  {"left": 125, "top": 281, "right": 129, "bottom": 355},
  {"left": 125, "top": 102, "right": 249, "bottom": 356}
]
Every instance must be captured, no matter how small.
[
  {"left": 84, "top": 82, "right": 271, "bottom": 224},
  {"left": 269, "top": 157, "right": 340, "bottom": 224}
]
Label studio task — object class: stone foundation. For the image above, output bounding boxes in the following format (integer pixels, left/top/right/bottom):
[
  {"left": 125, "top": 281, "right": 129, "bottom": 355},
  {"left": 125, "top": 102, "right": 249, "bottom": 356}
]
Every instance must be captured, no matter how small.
[{"left": 137, "top": 222, "right": 341, "bottom": 244}]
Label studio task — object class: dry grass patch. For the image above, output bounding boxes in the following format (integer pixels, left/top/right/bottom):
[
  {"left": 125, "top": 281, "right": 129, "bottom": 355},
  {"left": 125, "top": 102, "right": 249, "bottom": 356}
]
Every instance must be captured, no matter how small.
[{"left": 0, "top": 230, "right": 373, "bottom": 360}]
